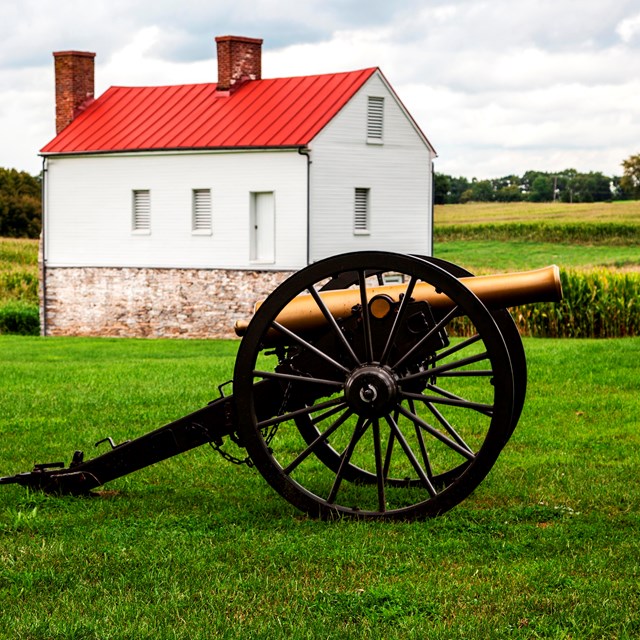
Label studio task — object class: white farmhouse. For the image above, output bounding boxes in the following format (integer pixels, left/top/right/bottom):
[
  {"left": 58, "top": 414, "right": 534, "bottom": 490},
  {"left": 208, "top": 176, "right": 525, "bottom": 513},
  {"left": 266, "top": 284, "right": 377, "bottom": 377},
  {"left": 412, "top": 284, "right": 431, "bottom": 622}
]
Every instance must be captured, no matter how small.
[{"left": 40, "top": 35, "right": 436, "bottom": 338}]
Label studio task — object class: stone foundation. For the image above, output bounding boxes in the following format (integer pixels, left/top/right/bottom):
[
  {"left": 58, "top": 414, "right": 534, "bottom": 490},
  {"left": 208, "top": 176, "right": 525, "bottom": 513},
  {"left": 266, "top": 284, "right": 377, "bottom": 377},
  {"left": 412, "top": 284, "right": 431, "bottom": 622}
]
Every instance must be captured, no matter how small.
[{"left": 42, "top": 267, "right": 294, "bottom": 338}]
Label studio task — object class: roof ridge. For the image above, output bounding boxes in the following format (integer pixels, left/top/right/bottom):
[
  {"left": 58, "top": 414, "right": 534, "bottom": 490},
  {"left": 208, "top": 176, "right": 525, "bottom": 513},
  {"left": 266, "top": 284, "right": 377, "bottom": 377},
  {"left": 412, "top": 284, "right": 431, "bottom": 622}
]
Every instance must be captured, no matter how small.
[{"left": 90, "top": 68, "right": 378, "bottom": 91}]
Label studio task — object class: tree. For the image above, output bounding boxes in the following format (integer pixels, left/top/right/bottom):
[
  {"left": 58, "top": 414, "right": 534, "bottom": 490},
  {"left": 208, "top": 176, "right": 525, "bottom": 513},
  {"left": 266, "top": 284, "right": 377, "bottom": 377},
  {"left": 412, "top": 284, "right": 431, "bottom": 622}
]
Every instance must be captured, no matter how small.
[
  {"left": 474, "top": 179, "right": 495, "bottom": 202},
  {"left": 621, "top": 153, "right": 640, "bottom": 199},
  {"left": 528, "top": 175, "right": 554, "bottom": 202},
  {"left": 610, "top": 176, "right": 627, "bottom": 200},
  {"left": 433, "top": 173, "right": 451, "bottom": 205},
  {"left": 494, "top": 175, "right": 523, "bottom": 202},
  {"left": 0, "top": 168, "right": 42, "bottom": 238},
  {"left": 495, "top": 185, "right": 523, "bottom": 202},
  {"left": 563, "top": 172, "right": 612, "bottom": 203},
  {"left": 447, "top": 176, "right": 471, "bottom": 204}
]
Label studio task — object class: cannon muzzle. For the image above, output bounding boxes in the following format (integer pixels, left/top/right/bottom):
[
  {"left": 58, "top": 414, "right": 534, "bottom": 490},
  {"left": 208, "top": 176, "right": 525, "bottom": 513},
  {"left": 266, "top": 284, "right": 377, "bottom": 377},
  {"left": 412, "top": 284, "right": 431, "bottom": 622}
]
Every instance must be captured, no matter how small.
[{"left": 235, "top": 264, "right": 562, "bottom": 336}]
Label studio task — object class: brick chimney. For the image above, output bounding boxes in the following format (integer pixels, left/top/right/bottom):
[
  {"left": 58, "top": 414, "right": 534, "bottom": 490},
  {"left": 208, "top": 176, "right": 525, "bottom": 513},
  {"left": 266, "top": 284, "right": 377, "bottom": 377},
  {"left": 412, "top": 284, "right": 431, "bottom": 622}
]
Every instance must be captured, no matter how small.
[
  {"left": 215, "top": 36, "right": 263, "bottom": 93},
  {"left": 53, "top": 50, "right": 96, "bottom": 134}
]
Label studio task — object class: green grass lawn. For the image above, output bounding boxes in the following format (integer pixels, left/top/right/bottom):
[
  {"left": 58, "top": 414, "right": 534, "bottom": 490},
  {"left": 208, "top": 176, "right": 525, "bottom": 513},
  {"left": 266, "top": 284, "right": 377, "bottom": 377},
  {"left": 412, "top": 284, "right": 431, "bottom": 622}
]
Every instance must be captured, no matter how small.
[
  {"left": 1, "top": 336, "right": 639, "bottom": 639},
  {"left": 433, "top": 200, "right": 640, "bottom": 274},
  {"left": 434, "top": 239, "right": 640, "bottom": 273}
]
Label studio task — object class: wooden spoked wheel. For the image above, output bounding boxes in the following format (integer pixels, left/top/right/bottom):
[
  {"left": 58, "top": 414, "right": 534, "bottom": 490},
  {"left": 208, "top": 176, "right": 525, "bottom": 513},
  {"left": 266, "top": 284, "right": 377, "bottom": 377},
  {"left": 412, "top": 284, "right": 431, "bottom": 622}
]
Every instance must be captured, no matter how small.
[{"left": 233, "top": 252, "right": 516, "bottom": 520}]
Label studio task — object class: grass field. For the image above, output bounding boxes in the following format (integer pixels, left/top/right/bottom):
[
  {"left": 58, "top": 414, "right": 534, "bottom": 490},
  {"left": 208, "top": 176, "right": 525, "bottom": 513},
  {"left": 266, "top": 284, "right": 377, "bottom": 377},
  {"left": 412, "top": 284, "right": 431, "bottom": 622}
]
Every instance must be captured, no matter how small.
[
  {"left": 432, "top": 200, "right": 640, "bottom": 275},
  {"left": 0, "top": 336, "right": 639, "bottom": 639},
  {"left": 434, "top": 200, "right": 640, "bottom": 225},
  {"left": 1, "top": 204, "right": 640, "bottom": 636},
  {"left": 435, "top": 239, "right": 640, "bottom": 273}
]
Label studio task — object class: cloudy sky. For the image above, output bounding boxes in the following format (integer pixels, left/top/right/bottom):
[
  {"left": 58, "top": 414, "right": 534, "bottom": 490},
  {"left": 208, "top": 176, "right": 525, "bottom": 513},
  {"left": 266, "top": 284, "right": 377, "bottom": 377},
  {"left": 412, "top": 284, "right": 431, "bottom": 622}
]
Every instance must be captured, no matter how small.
[{"left": 1, "top": 0, "right": 639, "bottom": 179}]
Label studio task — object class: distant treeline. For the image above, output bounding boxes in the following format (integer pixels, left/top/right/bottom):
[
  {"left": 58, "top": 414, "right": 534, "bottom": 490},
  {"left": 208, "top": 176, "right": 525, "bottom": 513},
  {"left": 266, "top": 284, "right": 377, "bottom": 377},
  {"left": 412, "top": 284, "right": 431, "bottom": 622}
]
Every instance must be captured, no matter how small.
[
  {"left": 0, "top": 168, "right": 41, "bottom": 238},
  {"left": 435, "top": 169, "right": 631, "bottom": 205}
]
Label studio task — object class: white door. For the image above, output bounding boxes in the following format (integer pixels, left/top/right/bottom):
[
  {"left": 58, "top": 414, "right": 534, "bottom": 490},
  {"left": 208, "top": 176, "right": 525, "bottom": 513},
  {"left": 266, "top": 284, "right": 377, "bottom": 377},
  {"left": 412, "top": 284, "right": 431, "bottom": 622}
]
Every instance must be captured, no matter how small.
[{"left": 251, "top": 192, "right": 275, "bottom": 263}]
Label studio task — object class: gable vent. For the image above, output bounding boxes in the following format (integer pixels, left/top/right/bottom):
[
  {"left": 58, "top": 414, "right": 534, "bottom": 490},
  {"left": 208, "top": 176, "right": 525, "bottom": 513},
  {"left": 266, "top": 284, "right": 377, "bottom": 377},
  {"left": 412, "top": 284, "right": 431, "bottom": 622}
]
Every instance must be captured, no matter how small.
[
  {"left": 192, "top": 188, "right": 212, "bottom": 233},
  {"left": 367, "top": 96, "right": 384, "bottom": 141},
  {"left": 132, "top": 189, "right": 151, "bottom": 233}
]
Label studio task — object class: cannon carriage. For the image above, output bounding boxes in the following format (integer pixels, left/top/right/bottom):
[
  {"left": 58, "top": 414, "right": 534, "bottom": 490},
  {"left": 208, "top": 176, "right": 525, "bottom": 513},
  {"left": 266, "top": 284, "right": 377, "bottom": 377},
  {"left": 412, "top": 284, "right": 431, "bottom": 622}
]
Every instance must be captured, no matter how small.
[{"left": 1, "top": 251, "right": 562, "bottom": 520}]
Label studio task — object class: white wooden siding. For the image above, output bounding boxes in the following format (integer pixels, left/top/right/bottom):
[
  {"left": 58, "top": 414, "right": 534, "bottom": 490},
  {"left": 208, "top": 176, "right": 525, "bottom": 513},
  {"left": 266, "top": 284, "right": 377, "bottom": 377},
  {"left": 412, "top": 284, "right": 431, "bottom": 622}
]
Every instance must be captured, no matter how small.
[
  {"left": 308, "top": 71, "right": 435, "bottom": 262},
  {"left": 44, "top": 150, "right": 308, "bottom": 270}
]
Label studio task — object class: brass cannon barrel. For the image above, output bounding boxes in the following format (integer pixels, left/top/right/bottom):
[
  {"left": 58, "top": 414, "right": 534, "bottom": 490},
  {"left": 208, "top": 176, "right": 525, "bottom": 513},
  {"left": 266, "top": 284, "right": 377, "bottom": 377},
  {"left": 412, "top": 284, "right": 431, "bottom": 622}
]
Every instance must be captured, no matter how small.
[{"left": 234, "top": 265, "right": 563, "bottom": 337}]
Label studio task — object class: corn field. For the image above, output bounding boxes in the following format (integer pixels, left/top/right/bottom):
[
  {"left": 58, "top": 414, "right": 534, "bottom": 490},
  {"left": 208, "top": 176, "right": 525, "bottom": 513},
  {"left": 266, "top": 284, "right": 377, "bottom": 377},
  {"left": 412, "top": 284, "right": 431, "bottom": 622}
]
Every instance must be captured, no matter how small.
[
  {"left": 449, "top": 269, "right": 640, "bottom": 339},
  {"left": 435, "top": 222, "right": 640, "bottom": 245},
  {"left": 512, "top": 269, "right": 640, "bottom": 338}
]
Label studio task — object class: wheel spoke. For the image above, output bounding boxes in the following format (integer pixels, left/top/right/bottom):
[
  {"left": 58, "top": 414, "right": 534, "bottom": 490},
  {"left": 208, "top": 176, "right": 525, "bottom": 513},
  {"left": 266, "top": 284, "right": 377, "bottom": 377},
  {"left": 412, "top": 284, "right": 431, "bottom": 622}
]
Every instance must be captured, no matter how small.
[
  {"left": 307, "top": 286, "right": 361, "bottom": 367},
  {"left": 408, "top": 398, "right": 434, "bottom": 478},
  {"left": 257, "top": 396, "right": 345, "bottom": 430},
  {"left": 427, "top": 382, "right": 491, "bottom": 407},
  {"left": 379, "top": 275, "right": 418, "bottom": 366},
  {"left": 395, "top": 403, "right": 476, "bottom": 460},
  {"left": 309, "top": 402, "right": 350, "bottom": 426},
  {"left": 433, "top": 334, "right": 482, "bottom": 362},
  {"left": 382, "top": 425, "right": 395, "bottom": 479},
  {"left": 372, "top": 419, "right": 386, "bottom": 512},
  {"left": 283, "top": 408, "right": 354, "bottom": 475},
  {"left": 422, "top": 400, "right": 474, "bottom": 455},
  {"left": 358, "top": 269, "right": 374, "bottom": 362},
  {"left": 400, "top": 390, "right": 494, "bottom": 417},
  {"left": 384, "top": 413, "right": 437, "bottom": 496},
  {"left": 327, "top": 416, "right": 370, "bottom": 504},
  {"left": 399, "top": 351, "right": 490, "bottom": 384},
  {"left": 271, "top": 320, "right": 351, "bottom": 374},
  {"left": 253, "top": 369, "right": 344, "bottom": 388}
]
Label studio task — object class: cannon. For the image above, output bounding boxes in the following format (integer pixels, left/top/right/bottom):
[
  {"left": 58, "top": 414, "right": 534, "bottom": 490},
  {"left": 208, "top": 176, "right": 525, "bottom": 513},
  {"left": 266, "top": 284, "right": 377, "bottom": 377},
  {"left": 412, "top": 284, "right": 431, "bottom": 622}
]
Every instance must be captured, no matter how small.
[{"left": 1, "top": 252, "right": 562, "bottom": 520}]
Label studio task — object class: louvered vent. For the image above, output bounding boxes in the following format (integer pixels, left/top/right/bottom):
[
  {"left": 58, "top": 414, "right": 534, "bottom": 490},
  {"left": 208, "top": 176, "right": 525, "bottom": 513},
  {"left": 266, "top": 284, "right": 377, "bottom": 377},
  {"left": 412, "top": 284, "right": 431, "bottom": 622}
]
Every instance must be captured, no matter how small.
[
  {"left": 354, "top": 188, "right": 369, "bottom": 232},
  {"left": 132, "top": 190, "right": 150, "bottom": 232},
  {"left": 367, "top": 96, "right": 384, "bottom": 141},
  {"left": 192, "top": 189, "right": 212, "bottom": 233}
]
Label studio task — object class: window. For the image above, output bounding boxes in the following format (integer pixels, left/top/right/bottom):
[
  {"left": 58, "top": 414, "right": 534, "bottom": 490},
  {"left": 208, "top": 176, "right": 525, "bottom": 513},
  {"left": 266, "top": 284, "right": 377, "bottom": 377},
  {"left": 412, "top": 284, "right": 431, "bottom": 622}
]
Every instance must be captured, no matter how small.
[
  {"left": 132, "top": 189, "right": 150, "bottom": 233},
  {"left": 192, "top": 188, "right": 212, "bottom": 234},
  {"left": 367, "top": 96, "right": 384, "bottom": 142},
  {"left": 354, "top": 188, "right": 369, "bottom": 234}
]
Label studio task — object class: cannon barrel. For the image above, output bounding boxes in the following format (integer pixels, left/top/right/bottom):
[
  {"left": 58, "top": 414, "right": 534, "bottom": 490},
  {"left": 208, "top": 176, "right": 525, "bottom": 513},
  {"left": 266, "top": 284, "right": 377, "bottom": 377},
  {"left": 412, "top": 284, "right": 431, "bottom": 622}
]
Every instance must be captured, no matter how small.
[{"left": 234, "top": 264, "right": 562, "bottom": 336}]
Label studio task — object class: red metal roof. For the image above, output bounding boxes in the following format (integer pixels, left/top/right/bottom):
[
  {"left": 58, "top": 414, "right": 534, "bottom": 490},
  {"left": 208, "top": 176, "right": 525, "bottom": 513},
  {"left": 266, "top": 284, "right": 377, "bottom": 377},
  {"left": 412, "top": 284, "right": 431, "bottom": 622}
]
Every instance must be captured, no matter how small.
[{"left": 41, "top": 68, "right": 378, "bottom": 154}]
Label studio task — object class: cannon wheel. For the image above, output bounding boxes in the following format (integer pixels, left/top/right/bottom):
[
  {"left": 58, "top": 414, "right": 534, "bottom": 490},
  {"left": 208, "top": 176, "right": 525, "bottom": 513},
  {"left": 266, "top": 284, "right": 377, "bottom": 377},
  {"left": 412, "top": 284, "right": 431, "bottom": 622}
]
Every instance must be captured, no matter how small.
[
  {"left": 234, "top": 251, "right": 515, "bottom": 520},
  {"left": 291, "top": 255, "right": 526, "bottom": 487}
]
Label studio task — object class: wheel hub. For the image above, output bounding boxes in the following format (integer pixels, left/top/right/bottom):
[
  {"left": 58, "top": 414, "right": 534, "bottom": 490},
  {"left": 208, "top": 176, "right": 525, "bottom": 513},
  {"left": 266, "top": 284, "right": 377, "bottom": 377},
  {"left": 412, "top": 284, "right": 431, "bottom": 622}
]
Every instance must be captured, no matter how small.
[{"left": 345, "top": 365, "right": 398, "bottom": 418}]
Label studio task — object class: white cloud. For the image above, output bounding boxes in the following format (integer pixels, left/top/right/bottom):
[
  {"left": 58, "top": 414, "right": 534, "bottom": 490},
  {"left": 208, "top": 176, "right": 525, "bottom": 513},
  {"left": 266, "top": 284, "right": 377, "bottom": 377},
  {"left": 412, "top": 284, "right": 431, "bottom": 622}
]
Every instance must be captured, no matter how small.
[
  {"left": 100, "top": 26, "right": 212, "bottom": 89},
  {"left": 616, "top": 13, "right": 640, "bottom": 43}
]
